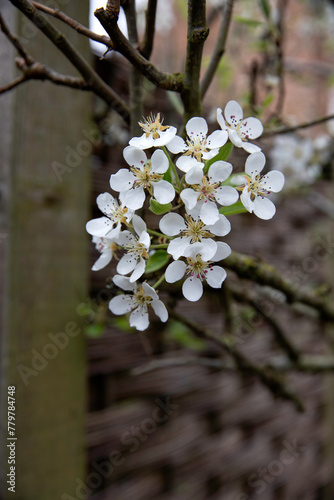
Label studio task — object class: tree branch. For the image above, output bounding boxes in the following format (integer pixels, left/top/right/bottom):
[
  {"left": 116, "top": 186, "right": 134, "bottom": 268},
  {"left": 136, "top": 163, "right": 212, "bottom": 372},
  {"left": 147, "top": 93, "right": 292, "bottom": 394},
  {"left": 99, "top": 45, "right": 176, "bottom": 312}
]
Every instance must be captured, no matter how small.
[
  {"left": 140, "top": 0, "right": 157, "bottom": 60},
  {"left": 263, "top": 114, "right": 334, "bottom": 137},
  {"left": 182, "top": 0, "right": 209, "bottom": 121},
  {"left": 201, "top": 0, "right": 234, "bottom": 98},
  {"left": 0, "top": 12, "right": 33, "bottom": 66},
  {"left": 94, "top": 6, "right": 183, "bottom": 92},
  {"left": 31, "top": 1, "right": 114, "bottom": 48},
  {"left": 0, "top": 74, "right": 27, "bottom": 95},
  {"left": 8, "top": 0, "right": 130, "bottom": 122},
  {"left": 225, "top": 252, "right": 334, "bottom": 322}
]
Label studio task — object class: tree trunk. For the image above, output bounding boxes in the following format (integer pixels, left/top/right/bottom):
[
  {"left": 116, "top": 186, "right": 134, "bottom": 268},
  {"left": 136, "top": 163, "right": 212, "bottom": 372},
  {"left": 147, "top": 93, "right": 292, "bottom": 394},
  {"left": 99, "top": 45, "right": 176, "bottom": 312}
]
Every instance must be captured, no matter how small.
[{"left": 0, "top": 2, "right": 91, "bottom": 498}]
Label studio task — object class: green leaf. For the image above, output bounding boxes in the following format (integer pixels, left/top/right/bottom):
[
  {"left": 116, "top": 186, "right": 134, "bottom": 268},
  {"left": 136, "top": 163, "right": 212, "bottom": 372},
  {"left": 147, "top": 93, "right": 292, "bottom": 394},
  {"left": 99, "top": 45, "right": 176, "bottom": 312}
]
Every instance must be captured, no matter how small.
[
  {"left": 260, "top": 0, "right": 271, "bottom": 19},
  {"left": 145, "top": 250, "right": 170, "bottom": 274},
  {"left": 219, "top": 201, "right": 247, "bottom": 216},
  {"left": 166, "top": 320, "right": 206, "bottom": 350},
  {"left": 84, "top": 323, "right": 105, "bottom": 338},
  {"left": 149, "top": 198, "right": 173, "bottom": 215},
  {"left": 205, "top": 142, "right": 234, "bottom": 172},
  {"left": 234, "top": 16, "right": 263, "bottom": 28}
]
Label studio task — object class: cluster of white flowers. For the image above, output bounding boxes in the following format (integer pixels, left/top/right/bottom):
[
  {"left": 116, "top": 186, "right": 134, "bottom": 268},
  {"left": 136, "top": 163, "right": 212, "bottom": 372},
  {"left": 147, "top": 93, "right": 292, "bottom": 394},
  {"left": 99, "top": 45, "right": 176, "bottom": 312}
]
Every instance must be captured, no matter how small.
[{"left": 86, "top": 100, "right": 285, "bottom": 331}]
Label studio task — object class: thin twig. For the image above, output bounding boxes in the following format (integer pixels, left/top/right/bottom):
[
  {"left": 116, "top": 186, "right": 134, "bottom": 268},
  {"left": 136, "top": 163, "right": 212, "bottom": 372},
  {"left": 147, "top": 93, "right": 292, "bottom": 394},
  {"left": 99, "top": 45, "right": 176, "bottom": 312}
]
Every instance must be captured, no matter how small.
[
  {"left": 263, "top": 114, "right": 334, "bottom": 137},
  {"left": 273, "top": 0, "right": 289, "bottom": 117},
  {"left": 94, "top": 6, "right": 183, "bottom": 92},
  {"left": 8, "top": 0, "right": 130, "bottom": 122},
  {"left": 31, "top": 1, "right": 114, "bottom": 48},
  {"left": 201, "top": 0, "right": 234, "bottom": 98},
  {"left": 140, "top": 0, "right": 157, "bottom": 60},
  {"left": 0, "top": 13, "right": 34, "bottom": 66},
  {"left": 0, "top": 74, "right": 27, "bottom": 94}
]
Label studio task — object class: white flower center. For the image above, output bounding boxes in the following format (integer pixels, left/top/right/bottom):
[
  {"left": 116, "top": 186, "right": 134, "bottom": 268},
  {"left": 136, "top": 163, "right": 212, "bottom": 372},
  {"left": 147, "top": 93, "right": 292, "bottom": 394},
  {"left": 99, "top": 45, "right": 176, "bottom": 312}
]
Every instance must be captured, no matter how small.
[
  {"left": 125, "top": 240, "right": 149, "bottom": 260},
  {"left": 104, "top": 204, "right": 129, "bottom": 224},
  {"left": 244, "top": 174, "right": 271, "bottom": 200},
  {"left": 138, "top": 113, "right": 169, "bottom": 139},
  {"left": 184, "top": 136, "right": 208, "bottom": 163},
  {"left": 133, "top": 286, "right": 152, "bottom": 306},
  {"left": 131, "top": 160, "right": 164, "bottom": 191},
  {"left": 181, "top": 215, "right": 213, "bottom": 242},
  {"left": 194, "top": 176, "right": 220, "bottom": 201},
  {"left": 227, "top": 116, "right": 251, "bottom": 141},
  {"left": 186, "top": 254, "right": 213, "bottom": 280}
]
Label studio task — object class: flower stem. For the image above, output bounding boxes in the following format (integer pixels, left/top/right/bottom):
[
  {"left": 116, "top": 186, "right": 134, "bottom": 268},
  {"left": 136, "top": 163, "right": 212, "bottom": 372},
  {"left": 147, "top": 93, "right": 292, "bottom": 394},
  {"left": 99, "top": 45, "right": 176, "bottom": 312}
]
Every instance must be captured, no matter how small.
[
  {"left": 147, "top": 229, "right": 173, "bottom": 239},
  {"left": 152, "top": 273, "right": 165, "bottom": 289},
  {"left": 162, "top": 146, "right": 181, "bottom": 189},
  {"left": 150, "top": 244, "right": 168, "bottom": 249}
]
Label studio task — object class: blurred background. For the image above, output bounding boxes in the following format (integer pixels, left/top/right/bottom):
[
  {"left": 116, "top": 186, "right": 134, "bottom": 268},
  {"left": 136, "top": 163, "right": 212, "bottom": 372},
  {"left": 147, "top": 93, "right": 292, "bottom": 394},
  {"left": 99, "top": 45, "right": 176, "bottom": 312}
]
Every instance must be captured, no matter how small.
[{"left": 1, "top": 0, "right": 334, "bottom": 499}]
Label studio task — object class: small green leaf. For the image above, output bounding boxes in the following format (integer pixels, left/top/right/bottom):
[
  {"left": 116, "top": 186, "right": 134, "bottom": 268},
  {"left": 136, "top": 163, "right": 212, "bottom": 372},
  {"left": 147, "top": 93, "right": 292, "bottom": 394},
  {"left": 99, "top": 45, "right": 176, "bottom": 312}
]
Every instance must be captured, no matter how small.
[
  {"left": 149, "top": 199, "right": 173, "bottom": 215},
  {"left": 234, "top": 16, "right": 263, "bottom": 28},
  {"left": 219, "top": 201, "right": 247, "bottom": 216},
  {"left": 85, "top": 323, "right": 105, "bottom": 338},
  {"left": 205, "top": 142, "right": 234, "bottom": 172},
  {"left": 145, "top": 250, "right": 170, "bottom": 274},
  {"left": 260, "top": 0, "right": 271, "bottom": 19}
]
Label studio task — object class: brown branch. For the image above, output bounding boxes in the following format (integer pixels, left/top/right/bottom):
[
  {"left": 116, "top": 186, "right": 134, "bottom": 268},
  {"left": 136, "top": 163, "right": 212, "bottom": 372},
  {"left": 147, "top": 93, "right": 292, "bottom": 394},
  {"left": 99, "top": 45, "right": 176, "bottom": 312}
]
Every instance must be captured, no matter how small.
[
  {"left": 168, "top": 309, "right": 304, "bottom": 411},
  {"left": 224, "top": 252, "right": 334, "bottom": 322},
  {"left": 8, "top": 0, "right": 130, "bottom": 122},
  {"left": 31, "top": 1, "right": 114, "bottom": 48},
  {"left": 0, "top": 12, "right": 33, "bottom": 66},
  {"left": 140, "top": 0, "right": 157, "bottom": 60},
  {"left": 263, "top": 114, "right": 334, "bottom": 137},
  {"left": 94, "top": 7, "right": 183, "bottom": 92},
  {"left": 0, "top": 74, "right": 27, "bottom": 95},
  {"left": 201, "top": 0, "right": 234, "bottom": 98}
]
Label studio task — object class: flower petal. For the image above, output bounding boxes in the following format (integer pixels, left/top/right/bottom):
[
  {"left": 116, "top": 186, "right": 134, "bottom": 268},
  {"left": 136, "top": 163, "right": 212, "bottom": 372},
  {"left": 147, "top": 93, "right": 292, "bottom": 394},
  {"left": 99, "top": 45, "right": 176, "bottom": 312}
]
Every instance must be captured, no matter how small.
[
  {"left": 212, "top": 242, "right": 231, "bottom": 261},
  {"left": 132, "top": 214, "right": 147, "bottom": 236},
  {"left": 215, "top": 186, "right": 239, "bottom": 206},
  {"left": 153, "top": 180, "right": 175, "bottom": 204},
  {"left": 123, "top": 145, "right": 147, "bottom": 167},
  {"left": 129, "top": 134, "right": 154, "bottom": 150},
  {"left": 116, "top": 230, "right": 135, "bottom": 247},
  {"left": 159, "top": 213, "right": 186, "bottom": 236},
  {"left": 122, "top": 187, "right": 146, "bottom": 210},
  {"left": 186, "top": 116, "right": 208, "bottom": 138},
  {"left": 216, "top": 108, "right": 227, "bottom": 130},
  {"left": 117, "top": 254, "right": 138, "bottom": 275},
  {"left": 167, "top": 236, "right": 192, "bottom": 259},
  {"left": 113, "top": 275, "right": 136, "bottom": 291},
  {"left": 242, "top": 142, "right": 262, "bottom": 154},
  {"left": 197, "top": 238, "right": 218, "bottom": 261},
  {"left": 110, "top": 169, "right": 136, "bottom": 192},
  {"left": 239, "top": 117, "right": 263, "bottom": 139},
  {"left": 208, "top": 161, "right": 232, "bottom": 182},
  {"left": 141, "top": 282, "right": 159, "bottom": 301},
  {"left": 139, "top": 231, "right": 150, "bottom": 249},
  {"left": 92, "top": 248, "right": 112, "bottom": 271},
  {"left": 182, "top": 276, "right": 203, "bottom": 302},
  {"left": 224, "top": 100, "right": 243, "bottom": 124},
  {"left": 206, "top": 266, "right": 227, "bottom": 288},
  {"left": 205, "top": 214, "right": 231, "bottom": 237},
  {"left": 130, "top": 258, "right": 146, "bottom": 282},
  {"left": 185, "top": 165, "right": 204, "bottom": 185},
  {"left": 96, "top": 192, "right": 117, "bottom": 215},
  {"left": 176, "top": 155, "right": 202, "bottom": 173},
  {"left": 245, "top": 152, "right": 266, "bottom": 177},
  {"left": 166, "top": 135, "right": 186, "bottom": 154},
  {"left": 253, "top": 196, "right": 276, "bottom": 220},
  {"left": 180, "top": 188, "right": 199, "bottom": 210},
  {"left": 240, "top": 187, "right": 253, "bottom": 213},
  {"left": 109, "top": 294, "right": 135, "bottom": 315},
  {"left": 151, "top": 299, "right": 168, "bottom": 322},
  {"left": 86, "top": 217, "right": 113, "bottom": 237},
  {"left": 200, "top": 200, "right": 220, "bottom": 225},
  {"left": 228, "top": 129, "right": 243, "bottom": 147},
  {"left": 153, "top": 126, "right": 177, "bottom": 147},
  {"left": 262, "top": 170, "right": 285, "bottom": 193},
  {"left": 129, "top": 306, "right": 149, "bottom": 331},
  {"left": 151, "top": 149, "right": 169, "bottom": 174},
  {"left": 207, "top": 130, "right": 228, "bottom": 149},
  {"left": 165, "top": 260, "right": 187, "bottom": 283}
]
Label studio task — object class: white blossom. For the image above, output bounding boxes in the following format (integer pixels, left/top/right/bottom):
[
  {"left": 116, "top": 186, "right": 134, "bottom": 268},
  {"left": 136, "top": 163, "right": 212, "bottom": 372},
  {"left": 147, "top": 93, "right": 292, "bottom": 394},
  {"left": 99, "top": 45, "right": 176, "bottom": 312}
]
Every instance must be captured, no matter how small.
[
  {"left": 116, "top": 215, "right": 150, "bottom": 282},
  {"left": 165, "top": 242, "right": 230, "bottom": 302},
  {"left": 217, "top": 100, "right": 263, "bottom": 153},
  {"left": 110, "top": 146, "right": 175, "bottom": 210},
  {"left": 159, "top": 212, "right": 231, "bottom": 260},
  {"left": 129, "top": 113, "right": 177, "bottom": 149},
  {"left": 240, "top": 152, "right": 285, "bottom": 220},
  {"left": 167, "top": 117, "right": 228, "bottom": 172},
  {"left": 86, "top": 192, "right": 133, "bottom": 238},
  {"left": 180, "top": 161, "right": 239, "bottom": 224},
  {"left": 91, "top": 236, "right": 119, "bottom": 271},
  {"left": 109, "top": 275, "right": 168, "bottom": 331}
]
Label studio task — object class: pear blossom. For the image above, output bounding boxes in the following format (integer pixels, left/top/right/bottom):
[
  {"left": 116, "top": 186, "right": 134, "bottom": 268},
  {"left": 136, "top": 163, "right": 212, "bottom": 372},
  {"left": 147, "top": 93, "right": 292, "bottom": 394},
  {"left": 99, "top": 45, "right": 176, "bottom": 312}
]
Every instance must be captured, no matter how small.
[
  {"left": 110, "top": 146, "right": 175, "bottom": 210},
  {"left": 109, "top": 275, "right": 168, "bottom": 331},
  {"left": 217, "top": 100, "right": 263, "bottom": 153},
  {"left": 86, "top": 192, "right": 133, "bottom": 238},
  {"left": 240, "top": 152, "right": 285, "bottom": 220},
  {"left": 129, "top": 113, "right": 177, "bottom": 149},
  {"left": 116, "top": 215, "right": 150, "bottom": 282},
  {"left": 167, "top": 117, "right": 228, "bottom": 172},
  {"left": 180, "top": 161, "right": 239, "bottom": 224},
  {"left": 159, "top": 212, "right": 231, "bottom": 260},
  {"left": 165, "top": 242, "right": 230, "bottom": 302},
  {"left": 91, "top": 235, "right": 120, "bottom": 271}
]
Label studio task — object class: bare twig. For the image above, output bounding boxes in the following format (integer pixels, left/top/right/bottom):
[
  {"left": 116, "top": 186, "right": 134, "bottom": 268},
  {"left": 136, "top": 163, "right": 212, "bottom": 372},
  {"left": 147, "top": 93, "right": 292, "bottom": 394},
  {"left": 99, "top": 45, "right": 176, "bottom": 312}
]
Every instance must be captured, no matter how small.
[
  {"left": 8, "top": 0, "right": 130, "bottom": 122},
  {"left": 31, "top": 1, "right": 113, "bottom": 48},
  {"left": 140, "top": 0, "right": 157, "bottom": 60},
  {"left": 0, "top": 74, "right": 27, "bottom": 95},
  {"left": 273, "top": 0, "right": 289, "bottom": 117},
  {"left": 201, "top": 0, "right": 234, "bottom": 98},
  {"left": 0, "top": 12, "right": 33, "bottom": 66},
  {"left": 94, "top": 7, "right": 183, "bottom": 92},
  {"left": 263, "top": 114, "right": 334, "bottom": 137}
]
